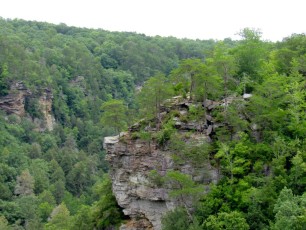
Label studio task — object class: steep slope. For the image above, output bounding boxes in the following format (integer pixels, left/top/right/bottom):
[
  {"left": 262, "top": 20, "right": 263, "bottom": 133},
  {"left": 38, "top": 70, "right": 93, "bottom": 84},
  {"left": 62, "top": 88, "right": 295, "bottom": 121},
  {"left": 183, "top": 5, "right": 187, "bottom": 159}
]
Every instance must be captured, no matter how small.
[{"left": 104, "top": 98, "right": 222, "bottom": 230}]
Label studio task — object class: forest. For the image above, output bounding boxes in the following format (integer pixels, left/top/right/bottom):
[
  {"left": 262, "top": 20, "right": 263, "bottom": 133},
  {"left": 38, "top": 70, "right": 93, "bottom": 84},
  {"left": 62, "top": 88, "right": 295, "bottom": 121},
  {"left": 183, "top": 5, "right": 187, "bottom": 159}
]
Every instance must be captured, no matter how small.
[{"left": 0, "top": 17, "right": 306, "bottom": 229}]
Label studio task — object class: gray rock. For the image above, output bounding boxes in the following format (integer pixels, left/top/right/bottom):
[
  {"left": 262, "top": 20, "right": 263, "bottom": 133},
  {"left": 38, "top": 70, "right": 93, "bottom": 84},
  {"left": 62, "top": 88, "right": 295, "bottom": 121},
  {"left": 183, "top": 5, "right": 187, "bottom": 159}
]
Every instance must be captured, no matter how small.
[{"left": 104, "top": 133, "right": 218, "bottom": 230}]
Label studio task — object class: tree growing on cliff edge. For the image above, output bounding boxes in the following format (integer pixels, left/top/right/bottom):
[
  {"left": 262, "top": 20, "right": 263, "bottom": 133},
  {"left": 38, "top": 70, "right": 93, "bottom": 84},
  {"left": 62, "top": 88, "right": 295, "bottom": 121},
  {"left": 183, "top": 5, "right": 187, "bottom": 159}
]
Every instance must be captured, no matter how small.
[
  {"left": 137, "top": 73, "right": 173, "bottom": 130},
  {"left": 100, "top": 99, "right": 128, "bottom": 136}
]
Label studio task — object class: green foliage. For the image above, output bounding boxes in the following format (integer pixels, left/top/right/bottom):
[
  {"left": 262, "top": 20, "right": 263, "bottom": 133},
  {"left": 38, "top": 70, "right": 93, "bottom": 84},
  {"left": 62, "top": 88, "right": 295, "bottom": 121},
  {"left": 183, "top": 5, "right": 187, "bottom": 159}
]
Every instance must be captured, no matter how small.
[
  {"left": 215, "top": 133, "right": 251, "bottom": 181},
  {"left": 204, "top": 211, "right": 249, "bottom": 230},
  {"left": 156, "top": 120, "right": 176, "bottom": 146},
  {"left": 0, "top": 18, "right": 306, "bottom": 230},
  {"left": 100, "top": 99, "right": 128, "bottom": 135},
  {"left": 0, "top": 63, "right": 9, "bottom": 96},
  {"left": 148, "top": 169, "right": 164, "bottom": 187},
  {"left": 165, "top": 170, "right": 204, "bottom": 209},
  {"left": 188, "top": 104, "right": 205, "bottom": 121},
  {"left": 169, "top": 132, "right": 210, "bottom": 167},
  {"left": 45, "top": 203, "right": 72, "bottom": 230},
  {"left": 38, "top": 202, "right": 55, "bottom": 222},
  {"left": 15, "top": 195, "right": 40, "bottom": 225},
  {"left": 233, "top": 28, "right": 269, "bottom": 81},
  {"left": 137, "top": 73, "right": 174, "bottom": 126},
  {"left": 71, "top": 205, "right": 93, "bottom": 230},
  {"left": 24, "top": 97, "right": 43, "bottom": 119},
  {"left": 0, "top": 216, "right": 12, "bottom": 230},
  {"left": 273, "top": 187, "right": 306, "bottom": 230},
  {"left": 162, "top": 208, "right": 191, "bottom": 230},
  {"left": 14, "top": 169, "right": 35, "bottom": 196},
  {"left": 290, "top": 151, "right": 306, "bottom": 194},
  {"left": 91, "top": 175, "right": 124, "bottom": 229}
]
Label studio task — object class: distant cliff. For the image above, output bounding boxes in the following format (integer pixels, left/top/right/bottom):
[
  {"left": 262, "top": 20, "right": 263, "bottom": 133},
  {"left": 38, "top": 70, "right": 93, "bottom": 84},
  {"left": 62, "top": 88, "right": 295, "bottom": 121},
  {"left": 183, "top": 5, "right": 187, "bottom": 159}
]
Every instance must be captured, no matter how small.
[{"left": 0, "top": 81, "right": 55, "bottom": 131}]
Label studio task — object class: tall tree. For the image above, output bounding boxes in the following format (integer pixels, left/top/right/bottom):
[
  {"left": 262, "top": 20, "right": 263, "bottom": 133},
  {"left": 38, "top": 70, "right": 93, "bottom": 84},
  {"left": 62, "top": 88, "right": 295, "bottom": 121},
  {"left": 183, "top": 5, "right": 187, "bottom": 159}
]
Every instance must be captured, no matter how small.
[
  {"left": 208, "top": 42, "right": 237, "bottom": 108},
  {"left": 273, "top": 187, "right": 306, "bottom": 230},
  {"left": 0, "top": 63, "right": 9, "bottom": 96},
  {"left": 233, "top": 28, "right": 268, "bottom": 82},
  {"left": 170, "top": 59, "right": 204, "bottom": 101},
  {"left": 45, "top": 203, "right": 72, "bottom": 230},
  {"left": 91, "top": 175, "right": 124, "bottom": 229},
  {"left": 100, "top": 99, "right": 127, "bottom": 136},
  {"left": 14, "top": 169, "right": 35, "bottom": 196},
  {"left": 204, "top": 211, "right": 250, "bottom": 230},
  {"left": 137, "top": 73, "right": 173, "bottom": 129}
]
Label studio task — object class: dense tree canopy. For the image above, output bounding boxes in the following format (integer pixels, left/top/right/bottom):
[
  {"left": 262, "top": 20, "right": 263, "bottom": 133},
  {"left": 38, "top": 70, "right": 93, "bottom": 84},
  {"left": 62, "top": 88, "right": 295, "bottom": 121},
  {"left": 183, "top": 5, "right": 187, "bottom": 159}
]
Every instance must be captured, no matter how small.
[{"left": 0, "top": 17, "right": 306, "bottom": 229}]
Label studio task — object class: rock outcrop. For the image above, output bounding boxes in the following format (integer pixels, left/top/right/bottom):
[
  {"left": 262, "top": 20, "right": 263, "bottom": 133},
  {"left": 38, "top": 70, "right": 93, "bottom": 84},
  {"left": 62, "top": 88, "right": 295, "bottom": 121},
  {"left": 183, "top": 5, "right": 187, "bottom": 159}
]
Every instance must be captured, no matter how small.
[
  {"left": 0, "top": 82, "right": 55, "bottom": 131},
  {"left": 104, "top": 99, "right": 222, "bottom": 230},
  {"left": 0, "top": 81, "right": 31, "bottom": 116},
  {"left": 38, "top": 88, "right": 55, "bottom": 131}
]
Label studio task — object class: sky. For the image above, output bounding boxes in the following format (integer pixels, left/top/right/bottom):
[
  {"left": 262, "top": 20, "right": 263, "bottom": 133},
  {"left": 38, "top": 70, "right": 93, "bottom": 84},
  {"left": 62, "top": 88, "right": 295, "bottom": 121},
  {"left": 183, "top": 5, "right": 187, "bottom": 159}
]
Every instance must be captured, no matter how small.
[{"left": 0, "top": 0, "right": 305, "bottom": 41}]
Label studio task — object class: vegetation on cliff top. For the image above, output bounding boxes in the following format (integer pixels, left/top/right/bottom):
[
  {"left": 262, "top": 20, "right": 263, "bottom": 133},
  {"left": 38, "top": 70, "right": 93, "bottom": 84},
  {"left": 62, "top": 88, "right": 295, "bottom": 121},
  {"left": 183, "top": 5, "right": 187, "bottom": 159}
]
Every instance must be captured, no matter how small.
[
  {"left": 0, "top": 17, "right": 306, "bottom": 229},
  {"left": 133, "top": 29, "right": 306, "bottom": 230}
]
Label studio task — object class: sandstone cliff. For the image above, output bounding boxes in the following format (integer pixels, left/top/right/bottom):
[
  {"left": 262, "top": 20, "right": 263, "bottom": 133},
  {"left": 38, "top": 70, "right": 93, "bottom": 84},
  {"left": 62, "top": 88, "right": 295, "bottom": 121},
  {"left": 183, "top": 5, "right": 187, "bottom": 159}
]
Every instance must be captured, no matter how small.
[
  {"left": 37, "top": 88, "right": 55, "bottom": 131},
  {"left": 104, "top": 98, "right": 224, "bottom": 230},
  {"left": 0, "top": 82, "right": 55, "bottom": 131},
  {"left": 0, "top": 81, "right": 31, "bottom": 116}
]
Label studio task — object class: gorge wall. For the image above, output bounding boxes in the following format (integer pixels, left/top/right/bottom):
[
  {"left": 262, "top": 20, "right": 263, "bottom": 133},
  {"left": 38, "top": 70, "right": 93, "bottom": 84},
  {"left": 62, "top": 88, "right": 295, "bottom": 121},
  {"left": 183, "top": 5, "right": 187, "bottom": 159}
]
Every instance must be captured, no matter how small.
[
  {"left": 0, "top": 81, "right": 31, "bottom": 116},
  {"left": 0, "top": 81, "right": 55, "bottom": 131},
  {"left": 104, "top": 98, "right": 227, "bottom": 230}
]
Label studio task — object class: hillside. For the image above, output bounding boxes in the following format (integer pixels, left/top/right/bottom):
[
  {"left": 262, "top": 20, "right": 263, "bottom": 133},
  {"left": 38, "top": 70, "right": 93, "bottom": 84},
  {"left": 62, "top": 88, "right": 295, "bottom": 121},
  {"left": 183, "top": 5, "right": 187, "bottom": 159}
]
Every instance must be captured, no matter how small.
[
  {"left": 0, "top": 18, "right": 306, "bottom": 230},
  {"left": 104, "top": 30, "right": 306, "bottom": 230}
]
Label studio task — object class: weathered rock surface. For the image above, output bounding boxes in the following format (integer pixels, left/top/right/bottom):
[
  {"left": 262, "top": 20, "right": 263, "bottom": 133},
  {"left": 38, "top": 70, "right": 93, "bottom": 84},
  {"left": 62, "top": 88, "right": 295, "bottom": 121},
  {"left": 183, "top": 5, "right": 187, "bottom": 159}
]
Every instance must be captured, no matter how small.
[
  {"left": 104, "top": 99, "right": 221, "bottom": 230},
  {"left": 0, "top": 81, "right": 31, "bottom": 116},
  {"left": 105, "top": 133, "right": 219, "bottom": 230},
  {"left": 38, "top": 88, "right": 55, "bottom": 131},
  {"left": 104, "top": 95, "right": 253, "bottom": 229},
  {"left": 0, "top": 82, "right": 55, "bottom": 131}
]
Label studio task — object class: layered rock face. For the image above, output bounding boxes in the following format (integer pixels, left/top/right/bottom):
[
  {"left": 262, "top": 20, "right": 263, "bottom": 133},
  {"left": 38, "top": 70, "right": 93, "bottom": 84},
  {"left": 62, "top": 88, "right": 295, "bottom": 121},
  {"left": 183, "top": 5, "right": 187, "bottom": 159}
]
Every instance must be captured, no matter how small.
[
  {"left": 0, "top": 82, "right": 55, "bottom": 131},
  {"left": 104, "top": 99, "right": 222, "bottom": 230},
  {"left": 38, "top": 88, "right": 55, "bottom": 131},
  {"left": 0, "top": 81, "right": 31, "bottom": 116}
]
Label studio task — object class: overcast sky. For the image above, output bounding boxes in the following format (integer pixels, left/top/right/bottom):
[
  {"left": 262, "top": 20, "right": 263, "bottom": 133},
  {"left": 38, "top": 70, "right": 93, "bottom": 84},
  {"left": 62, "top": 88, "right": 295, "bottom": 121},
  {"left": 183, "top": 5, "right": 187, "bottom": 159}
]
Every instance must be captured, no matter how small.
[{"left": 1, "top": 0, "right": 305, "bottom": 41}]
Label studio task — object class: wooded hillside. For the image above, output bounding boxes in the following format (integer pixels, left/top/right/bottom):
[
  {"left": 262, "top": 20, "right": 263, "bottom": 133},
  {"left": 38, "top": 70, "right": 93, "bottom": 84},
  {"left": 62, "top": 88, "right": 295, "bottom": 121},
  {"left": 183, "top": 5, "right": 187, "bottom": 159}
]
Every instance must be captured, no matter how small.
[{"left": 0, "top": 18, "right": 306, "bottom": 229}]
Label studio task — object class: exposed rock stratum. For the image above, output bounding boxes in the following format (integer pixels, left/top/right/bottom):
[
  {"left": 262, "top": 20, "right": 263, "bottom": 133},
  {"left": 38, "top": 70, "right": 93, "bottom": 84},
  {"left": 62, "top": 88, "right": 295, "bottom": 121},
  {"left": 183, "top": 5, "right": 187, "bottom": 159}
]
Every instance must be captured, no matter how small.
[{"left": 104, "top": 99, "right": 224, "bottom": 230}]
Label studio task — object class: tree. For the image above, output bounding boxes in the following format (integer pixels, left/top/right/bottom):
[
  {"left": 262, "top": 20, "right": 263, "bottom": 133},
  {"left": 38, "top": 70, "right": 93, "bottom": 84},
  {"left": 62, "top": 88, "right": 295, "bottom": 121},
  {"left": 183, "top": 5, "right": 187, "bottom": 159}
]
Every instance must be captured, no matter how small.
[
  {"left": 91, "top": 175, "right": 124, "bottom": 229},
  {"left": 290, "top": 151, "right": 306, "bottom": 194},
  {"left": 71, "top": 205, "right": 93, "bottom": 230},
  {"left": 208, "top": 42, "right": 237, "bottom": 102},
  {"left": 233, "top": 28, "right": 268, "bottom": 82},
  {"left": 162, "top": 208, "right": 191, "bottom": 230},
  {"left": 29, "top": 159, "right": 50, "bottom": 194},
  {"left": 273, "top": 187, "right": 306, "bottom": 230},
  {"left": 100, "top": 99, "right": 127, "bottom": 136},
  {"left": 38, "top": 190, "right": 56, "bottom": 222},
  {"left": 50, "top": 180, "right": 66, "bottom": 204},
  {"left": 0, "top": 63, "right": 9, "bottom": 96},
  {"left": 137, "top": 73, "right": 173, "bottom": 129},
  {"left": 45, "top": 203, "right": 72, "bottom": 230},
  {"left": 170, "top": 59, "right": 203, "bottom": 100},
  {"left": 0, "top": 216, "right": 12, "bottom": 230},
  {"left": 66, "top": 160, "right": 92, "bottom": 196},
  {"left": 215, "top": 133, "right": 251, "bottom": 182},
  {"left": 14, "top": 169, "right": 35, "bottom": 196},
  {"left": 285, "top": 68, "right": 306, "bottom": 138},
  {"left": 165, "top": 170, "right": 204, "bottom": 220},
  {"left": 204, "top": 211, "right": 250, "bottom": 230},
  {"left": 15, "top": 195, "right": 40, "bottom": 227},
  {"left": 248, "top": 72, "right": 289, "bottom": 140}
]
